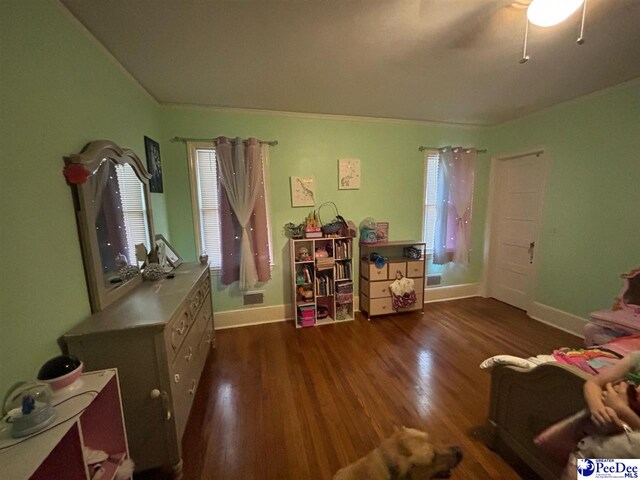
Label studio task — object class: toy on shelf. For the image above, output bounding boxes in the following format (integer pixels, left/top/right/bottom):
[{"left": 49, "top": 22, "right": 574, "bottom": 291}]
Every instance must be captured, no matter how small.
[
  {"left": 296, "top": 246, "right": 312, "bottom": 262},
  {"left": 359, "top": 217, "right": 378, "bottom": 244},
  {"left": 304, "top": 210, "right": 322, "bottom": 238}
]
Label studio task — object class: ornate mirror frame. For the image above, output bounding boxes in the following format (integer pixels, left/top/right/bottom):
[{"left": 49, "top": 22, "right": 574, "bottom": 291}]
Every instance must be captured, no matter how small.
[{"left": 64, "top": 140, "right": 155, "bottom": 312}]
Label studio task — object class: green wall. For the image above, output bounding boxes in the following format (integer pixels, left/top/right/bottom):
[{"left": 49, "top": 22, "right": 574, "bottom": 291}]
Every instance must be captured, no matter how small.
[
  {"left": 2, "top": 0, "right": 637, "bottom": 404},
  {"left": 0, "top": 0, "right": 168, "bottom": 395},
  {"left": 160, "top": 107, "right": 487, "bottom": 312},
  {"left": 483, "top": 80, "right": 640, "bottom": 318}
]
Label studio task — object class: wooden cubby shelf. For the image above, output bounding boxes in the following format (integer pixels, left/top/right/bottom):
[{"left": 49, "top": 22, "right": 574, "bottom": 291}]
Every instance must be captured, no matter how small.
[{"left": 290, "top": 237, "right": 354, "bottom": 328}]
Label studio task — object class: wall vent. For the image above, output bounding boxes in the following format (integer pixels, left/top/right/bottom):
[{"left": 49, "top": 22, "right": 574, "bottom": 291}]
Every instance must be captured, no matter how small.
[
  {"left": 243, "top": 290, "right": 264, "bottom": 305},
  {"left": 426, "top": 274, "right": 442, "bottom": 287}
]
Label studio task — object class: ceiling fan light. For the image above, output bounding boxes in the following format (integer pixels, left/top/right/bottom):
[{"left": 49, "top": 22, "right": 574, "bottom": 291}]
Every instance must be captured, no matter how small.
[{"left": 527, "top": 0, "right": 585, "bottom": 27}]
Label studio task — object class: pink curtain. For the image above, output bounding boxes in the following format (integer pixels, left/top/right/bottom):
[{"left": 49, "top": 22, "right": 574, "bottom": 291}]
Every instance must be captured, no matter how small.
[
  {"left": 216, "top": 138, "right": 271, "bottom": 288},
  {"left": 433, "top": 147, "right": 476, "bottom": 266}
]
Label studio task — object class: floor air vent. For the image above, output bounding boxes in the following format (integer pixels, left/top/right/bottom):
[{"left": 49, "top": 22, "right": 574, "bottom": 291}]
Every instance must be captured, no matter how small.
[
  {"left": 243, "top": 291, "right": 264, "bottom": 305},
  {"left": 426, "top": 274, "right": 442, "bottom": 287}
]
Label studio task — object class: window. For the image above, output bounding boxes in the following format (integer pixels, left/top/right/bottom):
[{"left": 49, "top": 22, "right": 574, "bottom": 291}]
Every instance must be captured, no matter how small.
[
  {"left": 187, "top": 142, "right": 273, "bottom": 271},
  {"left": 115, "top": 163, "right": 150, "bottom": 262},
  {"left": 422, "top": 149, "right": 440, "bottom": 254}
]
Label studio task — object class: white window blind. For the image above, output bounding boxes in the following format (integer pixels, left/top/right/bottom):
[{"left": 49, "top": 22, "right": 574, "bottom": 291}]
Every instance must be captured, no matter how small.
[
  {"left": 422, "top": 150, "right": 440, "bottom": 253},
  {"left": 194, "top": 149, "right": 223, "bottom": 269},
  {"left": 116, "top": 163, "right": 150, "bottom": 263}
]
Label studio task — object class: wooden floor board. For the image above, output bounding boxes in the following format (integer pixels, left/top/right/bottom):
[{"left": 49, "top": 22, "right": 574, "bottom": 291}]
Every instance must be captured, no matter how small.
[{"left": 176, "top": 297, "right": 582, "bottom": 480}]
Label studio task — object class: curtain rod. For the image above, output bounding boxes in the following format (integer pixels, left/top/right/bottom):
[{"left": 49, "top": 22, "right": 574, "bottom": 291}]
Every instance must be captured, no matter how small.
[
  {"left": 171, "top": 136, "right": 278, "bottom": 146},
  {"left": 419, "top": 145, "right": 487, "bottom": 154}
]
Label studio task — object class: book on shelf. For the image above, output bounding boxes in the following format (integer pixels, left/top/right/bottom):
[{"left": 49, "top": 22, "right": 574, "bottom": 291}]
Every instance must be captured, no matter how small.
[
  {"left": 304, "top": 231, "right": 323, "bottom": 239},
  {"left": 335, "top": 262, "right": 351, "bottom": 280},
  {"left": 315, "top": 273, "right": 334, "bottom": 296},
  {"left": 316, "top": 257, "right": 335, "bottom": 270},
  {"left": 336, "top": 281, "right": 353, "bottom": 294},
  {"left": 334, "top": 240, "right": 352, "bottom": 259},
  {"left": 296, "top": 264, "right": 314, "bottom": 284}
]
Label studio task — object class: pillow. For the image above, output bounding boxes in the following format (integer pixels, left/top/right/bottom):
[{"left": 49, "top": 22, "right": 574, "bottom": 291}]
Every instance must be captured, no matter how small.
[
  {"left": 479, "top": 355, "right": 537, "bottom": 370},
  {"left": 578, "top": 427, "right": 640, "bottom": 458}
]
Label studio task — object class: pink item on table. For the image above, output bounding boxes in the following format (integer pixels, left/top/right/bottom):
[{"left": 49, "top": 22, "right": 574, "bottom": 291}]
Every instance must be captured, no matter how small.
[{"left": 43, "top": 362, "right": 84, "bottom": 391}]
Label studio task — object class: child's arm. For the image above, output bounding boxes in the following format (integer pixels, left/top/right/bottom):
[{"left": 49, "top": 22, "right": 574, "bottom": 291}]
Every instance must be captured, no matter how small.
[
  {"left": 584, "top": 356, "right": 633, "bottom": 428},
  {"left": 602, "top": 383, "right": 640, "bottom": 430}
]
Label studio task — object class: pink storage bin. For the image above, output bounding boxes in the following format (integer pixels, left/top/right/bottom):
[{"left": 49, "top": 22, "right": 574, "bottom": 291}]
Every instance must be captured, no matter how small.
[{"left": 299, "top": 317, "right": 315, "bottom": 327}]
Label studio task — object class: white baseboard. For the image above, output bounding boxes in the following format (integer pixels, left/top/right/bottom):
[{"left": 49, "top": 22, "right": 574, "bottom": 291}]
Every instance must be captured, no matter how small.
[
  {"left": 215, "top": 304, "right": 294, "bottom": 330},
  {"left": 215, "top": 283, "right": 481, "bottom": 330},
  {"left": 424, "top": 283, "right": 480, "bottom": 303},
  {"left": 527, "top": 302, "right": 587, "bottom": 338}
]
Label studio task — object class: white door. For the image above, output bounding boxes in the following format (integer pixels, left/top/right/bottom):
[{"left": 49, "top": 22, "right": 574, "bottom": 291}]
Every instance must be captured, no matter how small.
[{"left": 489, "top": 153, "right": 546, "bottom": 310}]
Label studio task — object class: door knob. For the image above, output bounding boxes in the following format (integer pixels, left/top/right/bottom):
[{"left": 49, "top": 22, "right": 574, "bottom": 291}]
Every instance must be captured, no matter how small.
[{"left": 528, "top": 242, "right": 535, "bottom": 264}]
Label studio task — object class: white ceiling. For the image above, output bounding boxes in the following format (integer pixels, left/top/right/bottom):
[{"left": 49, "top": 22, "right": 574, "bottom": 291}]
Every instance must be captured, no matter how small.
[{"left": 60, "top": 0, "right": 640, "bottom": 125}]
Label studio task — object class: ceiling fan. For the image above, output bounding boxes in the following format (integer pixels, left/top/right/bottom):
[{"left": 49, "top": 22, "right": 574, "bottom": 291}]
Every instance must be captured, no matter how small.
[
  {"left": 518, "top": 0, "right": 588, "bottom": 63},
  {"left": 434, "top": 0, "right": 590, "bottom": 62}
]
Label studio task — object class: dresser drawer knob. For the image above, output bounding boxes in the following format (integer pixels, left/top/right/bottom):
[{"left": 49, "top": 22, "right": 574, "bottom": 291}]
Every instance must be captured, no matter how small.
[
  {"left": 150, "top": 389, "right": 172, "bottom": 421},
  {"left": 174, "top": 374, "right": 180, "bottom": 383},
  {"left": 188, "top": 379, "right": 196, "bottom": 395},
  {"left": 185, "top": 347, "right": 193, "bottom": 362}
]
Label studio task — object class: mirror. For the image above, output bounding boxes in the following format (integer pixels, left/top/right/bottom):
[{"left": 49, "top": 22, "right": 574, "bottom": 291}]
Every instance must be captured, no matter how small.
[{"left": 64, "top": 140, "right": 155, "bottom": 312}]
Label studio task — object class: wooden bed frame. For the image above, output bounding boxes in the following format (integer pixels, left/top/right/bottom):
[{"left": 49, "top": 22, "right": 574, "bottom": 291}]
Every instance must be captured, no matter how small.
[{"left": 486, "top": 363, "right": 590, "bottom": 479}]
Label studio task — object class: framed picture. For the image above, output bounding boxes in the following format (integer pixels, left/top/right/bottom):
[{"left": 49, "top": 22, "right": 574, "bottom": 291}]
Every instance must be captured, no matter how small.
[
  {"left": 375, "top": 222, "right": 389, "bottom": 243},
  {"left": 155, "top": 234, "right": 182, "bottom": 268},
  {"left": 144, "top": 136, "right": 163, "bottom": 193},
  {"left": 338, "top": 158, "right": 361, "bottom": 189},
  {"left": 290, "top": 176, "right": 315, "bottom": 207}
]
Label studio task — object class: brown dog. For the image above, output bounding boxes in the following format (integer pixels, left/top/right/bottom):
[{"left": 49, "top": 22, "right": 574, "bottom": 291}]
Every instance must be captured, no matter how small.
[{"left": 333, "top": 427, "right": 462, "bottom": 480}]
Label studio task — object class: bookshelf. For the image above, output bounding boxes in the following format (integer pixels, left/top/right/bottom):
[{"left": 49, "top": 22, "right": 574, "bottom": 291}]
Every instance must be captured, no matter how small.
[{"left": 290, "top": 237, "right": 354, "bottom": 328}]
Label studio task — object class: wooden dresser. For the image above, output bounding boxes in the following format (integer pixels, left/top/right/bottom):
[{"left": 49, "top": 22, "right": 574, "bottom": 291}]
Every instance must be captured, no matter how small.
[{"left": 64, "top": 262, "right": 214, "bottom": 477}]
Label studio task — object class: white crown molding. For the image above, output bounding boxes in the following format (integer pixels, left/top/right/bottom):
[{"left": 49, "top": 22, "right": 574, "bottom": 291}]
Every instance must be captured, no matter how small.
[
  {"left": 490, "top": 77, "right": 640, "bottom": 129},
  {"left": 160, "top": 102, "right": 485, "bottom": 129}
]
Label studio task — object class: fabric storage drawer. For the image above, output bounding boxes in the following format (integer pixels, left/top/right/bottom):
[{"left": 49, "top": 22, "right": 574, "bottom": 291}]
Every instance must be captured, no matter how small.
[
  {"left": 360, "top": 260, "right": 387, "bottom": 281},
  {"left": 407, "top": 261, "right": 424, "bottom": 277},
  {"left": 387, "top": 262, "right": 406, "bottom": 280},
  {"left": 370, "top": 280, "right": 393, "bottom": 299},
  {"left": 369, "top": 297, "right": 393, "bottom": 316}
]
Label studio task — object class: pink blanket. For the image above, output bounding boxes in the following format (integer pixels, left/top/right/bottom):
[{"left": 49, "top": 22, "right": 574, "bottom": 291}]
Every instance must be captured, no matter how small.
[{"left": 552, "top": 335, "right": 640, "bottom": 375}]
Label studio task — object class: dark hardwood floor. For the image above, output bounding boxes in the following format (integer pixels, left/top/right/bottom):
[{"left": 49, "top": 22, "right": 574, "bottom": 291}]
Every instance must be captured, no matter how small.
[{"left": 177, "top": 297, "right": 582, "bottom": 479}]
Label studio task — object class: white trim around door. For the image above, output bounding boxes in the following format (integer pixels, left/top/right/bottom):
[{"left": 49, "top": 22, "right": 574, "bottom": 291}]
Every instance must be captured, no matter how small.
[{"left": 482, "top": 149, "right": 549, "bottom": 311}]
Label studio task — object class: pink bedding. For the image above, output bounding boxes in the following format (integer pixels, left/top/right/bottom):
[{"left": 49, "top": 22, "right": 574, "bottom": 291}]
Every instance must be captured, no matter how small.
[{"left": 552, "top": 334, "right": 640, "bottom": 375}]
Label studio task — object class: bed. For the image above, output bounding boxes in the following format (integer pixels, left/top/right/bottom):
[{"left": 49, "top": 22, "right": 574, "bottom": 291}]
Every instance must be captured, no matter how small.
[{"left": 484, "top": 335, "right": 640, "bottom": 480}]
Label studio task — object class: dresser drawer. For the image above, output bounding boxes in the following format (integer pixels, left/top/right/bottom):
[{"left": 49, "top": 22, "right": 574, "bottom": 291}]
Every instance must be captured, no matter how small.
[
  {"left": 169, "top": 295, "right": 212, "bottom": 441},
  {"left": 369, "top": 297, "right": 393, "bottom": 316},
  {"left": 200, "top": 272, "right": 211, "bottom": 297},
  {"left": 369, "top": 280, "right": 392, "bottom": 299},
  {"left": 407, "top": 261, "right": 424, "bottom": 278},
  {"left": 361, "top": 260, "right": 387, "bottom": 281},
  {"left": 387, "top": 262, "right": 406, "bottom": 280},
  {"left": 165, "top": 309, "right": 191, "bottom": 358}
]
